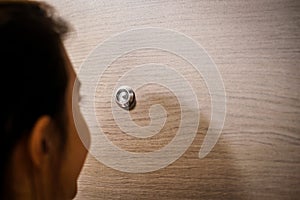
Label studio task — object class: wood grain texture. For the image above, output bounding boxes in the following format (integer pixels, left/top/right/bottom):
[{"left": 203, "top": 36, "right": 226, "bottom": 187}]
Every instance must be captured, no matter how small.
[{"left": 47, "top": 0, "right": 300, "bottom": 199}]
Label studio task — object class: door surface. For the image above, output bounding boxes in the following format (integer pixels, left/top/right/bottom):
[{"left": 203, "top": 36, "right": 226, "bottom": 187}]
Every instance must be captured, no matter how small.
[{"left": 47, "top": 0, "right": 300, "bottom": 199}]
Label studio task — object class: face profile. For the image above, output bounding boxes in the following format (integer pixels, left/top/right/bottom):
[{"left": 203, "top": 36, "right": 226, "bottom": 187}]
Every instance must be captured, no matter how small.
[{"left": 0, "top": 1, "right": 90, "bottom": 199}]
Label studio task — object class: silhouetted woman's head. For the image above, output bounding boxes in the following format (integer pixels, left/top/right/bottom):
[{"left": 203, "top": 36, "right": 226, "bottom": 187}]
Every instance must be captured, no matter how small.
[{"left": 0, "top": 1, "right": 89, "bottom": 199}]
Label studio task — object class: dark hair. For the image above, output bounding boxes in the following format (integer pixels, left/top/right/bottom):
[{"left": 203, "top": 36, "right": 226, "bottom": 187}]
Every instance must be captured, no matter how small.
[{"left": 0, "top": 1, "right": 69, "bottom": 197}]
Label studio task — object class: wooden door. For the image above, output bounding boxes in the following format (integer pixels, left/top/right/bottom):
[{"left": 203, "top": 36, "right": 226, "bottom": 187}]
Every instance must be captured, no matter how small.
[{"left": 47, "top": 0, "right": 300, "bottom": 199}]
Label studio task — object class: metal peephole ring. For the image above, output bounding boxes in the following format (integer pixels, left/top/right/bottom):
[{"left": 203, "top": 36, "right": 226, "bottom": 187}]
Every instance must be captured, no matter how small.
[{"left": 115, "top": 86, "right": 136, "bottom": 110}]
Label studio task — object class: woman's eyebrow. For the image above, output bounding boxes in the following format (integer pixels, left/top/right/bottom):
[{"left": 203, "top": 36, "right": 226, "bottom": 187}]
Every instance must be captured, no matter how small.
[
  {"left": 78, "top": 80, "right": 81, "bottom": 89},
  {"left": 76, "top": 78, "right": 81, "bottom": 89}
]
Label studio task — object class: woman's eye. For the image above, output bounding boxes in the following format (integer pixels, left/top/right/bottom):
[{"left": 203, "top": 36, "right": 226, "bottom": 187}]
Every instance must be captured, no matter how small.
[{"left": 78, "top": 94, "right": 87, "bottom": 106}]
